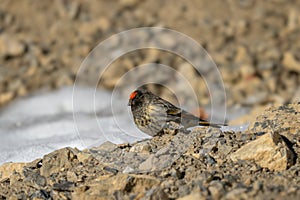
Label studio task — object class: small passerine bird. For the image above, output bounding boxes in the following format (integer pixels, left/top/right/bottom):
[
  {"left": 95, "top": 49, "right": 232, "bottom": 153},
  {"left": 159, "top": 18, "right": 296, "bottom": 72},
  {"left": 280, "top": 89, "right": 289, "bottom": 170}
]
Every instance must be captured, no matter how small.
[{"left": 128, "top": 89, "right": 227, "bottom": 136}]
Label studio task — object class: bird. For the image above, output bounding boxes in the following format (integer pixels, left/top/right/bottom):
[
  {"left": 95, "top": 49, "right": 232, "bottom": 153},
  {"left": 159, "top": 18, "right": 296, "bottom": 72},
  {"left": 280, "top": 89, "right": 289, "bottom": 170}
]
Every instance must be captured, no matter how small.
[{"left": 128, "top": 88, "right": 227, "bottom": 136}]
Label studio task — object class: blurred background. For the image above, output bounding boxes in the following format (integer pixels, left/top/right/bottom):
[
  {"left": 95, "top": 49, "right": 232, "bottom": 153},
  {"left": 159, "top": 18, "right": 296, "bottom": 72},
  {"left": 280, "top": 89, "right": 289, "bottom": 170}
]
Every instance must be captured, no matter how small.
[{"left": 0, "top": 0, "right": 299, "bottom": 119}]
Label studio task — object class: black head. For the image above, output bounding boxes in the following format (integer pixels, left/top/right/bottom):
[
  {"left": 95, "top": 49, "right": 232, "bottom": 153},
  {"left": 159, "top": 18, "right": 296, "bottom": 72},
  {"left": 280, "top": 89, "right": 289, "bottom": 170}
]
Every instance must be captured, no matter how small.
[{"left": 128, "top": 89, "right": 145, "bottom": 106}]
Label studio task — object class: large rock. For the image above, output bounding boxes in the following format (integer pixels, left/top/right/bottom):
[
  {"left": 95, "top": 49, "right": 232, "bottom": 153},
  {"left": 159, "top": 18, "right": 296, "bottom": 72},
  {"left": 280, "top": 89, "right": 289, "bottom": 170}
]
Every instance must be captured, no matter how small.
[
  {"left": 282, "top": 51, "right": 300, "bottom": 73},
  {"left": 178, "top": 192, "right": 204, "bottom": 200},
  {"left": 40, "top": 147, "right": 79, "bottom": 177},
  {"left": 0, "top": 34, "right": 25, "bottom": 57},
  {"left": 72, "top": 174, "right": 160, "bottom": 200},
  {"left": 230, "top": 132, "right": 294, "bottom": 171},
  {"left": 0, "top": 92, "right": 14, "bottom": 106},
  {"left": 249, "top": 103, "right": 300, "bottom": 142},
  {"left": 0, "top": 162, "right": 26, "bottom": 181}
]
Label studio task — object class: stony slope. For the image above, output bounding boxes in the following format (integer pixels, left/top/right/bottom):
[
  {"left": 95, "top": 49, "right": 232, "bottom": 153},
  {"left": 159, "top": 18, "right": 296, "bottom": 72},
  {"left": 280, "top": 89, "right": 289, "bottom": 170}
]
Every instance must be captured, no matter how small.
[{"left": 0, "top": 103, "right": 299, "bottom": 199}]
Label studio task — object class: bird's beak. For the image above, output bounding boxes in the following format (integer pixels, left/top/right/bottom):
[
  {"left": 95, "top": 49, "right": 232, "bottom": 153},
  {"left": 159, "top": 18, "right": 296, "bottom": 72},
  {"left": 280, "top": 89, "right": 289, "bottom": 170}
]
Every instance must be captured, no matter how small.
[{"left": 128, "top": 99, "right": 132, "bottom": 106}]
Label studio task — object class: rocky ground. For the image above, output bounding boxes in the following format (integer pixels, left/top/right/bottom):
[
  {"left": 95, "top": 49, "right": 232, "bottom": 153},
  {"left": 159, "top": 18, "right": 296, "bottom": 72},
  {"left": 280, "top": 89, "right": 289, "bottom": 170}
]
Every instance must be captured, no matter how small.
[
  {"left": 0, "top": 103, "right": 299, "bottom": 199},
  {"left": 0, "top": 0, "right": 300, "bottom": 199}
]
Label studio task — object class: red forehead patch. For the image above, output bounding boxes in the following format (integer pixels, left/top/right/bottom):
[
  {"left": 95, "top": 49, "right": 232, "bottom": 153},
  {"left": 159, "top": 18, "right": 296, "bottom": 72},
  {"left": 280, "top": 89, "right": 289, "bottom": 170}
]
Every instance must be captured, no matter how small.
[{"left": 129, "top": 91, "right": 138, "bottom": 100}]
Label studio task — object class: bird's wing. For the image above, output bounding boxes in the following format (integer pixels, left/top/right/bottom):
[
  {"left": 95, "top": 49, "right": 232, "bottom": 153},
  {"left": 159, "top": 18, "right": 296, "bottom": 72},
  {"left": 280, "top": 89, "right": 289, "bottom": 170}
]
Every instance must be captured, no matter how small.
[
  {"left": 166, "top": 106, "right": 182, "bottom": 116},
  {"left": 161, "top": 100, "right": 181, "bottom": 116},
  {"left": 160, "top": 100, "right": 182, "bottom": 124},
  {"left": 153, "top": 96, "right": 199, "bottom": 126}
]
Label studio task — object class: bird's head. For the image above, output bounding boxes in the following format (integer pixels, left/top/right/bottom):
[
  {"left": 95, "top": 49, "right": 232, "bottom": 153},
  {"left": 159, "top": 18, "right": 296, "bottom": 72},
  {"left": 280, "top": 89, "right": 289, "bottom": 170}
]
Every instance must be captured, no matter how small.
[{"left": 128, "top": 89, "right": 144, "bottom": 106}]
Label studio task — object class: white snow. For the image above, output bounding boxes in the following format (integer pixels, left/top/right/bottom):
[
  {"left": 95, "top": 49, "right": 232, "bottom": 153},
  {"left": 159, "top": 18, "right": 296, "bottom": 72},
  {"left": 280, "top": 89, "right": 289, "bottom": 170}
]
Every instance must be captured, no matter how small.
[
  {"left": 0, "top": 86, "right": 150, "bottom": 165},
  {"left": 221, "top": 124, "right": 249, "bottom": 132}
]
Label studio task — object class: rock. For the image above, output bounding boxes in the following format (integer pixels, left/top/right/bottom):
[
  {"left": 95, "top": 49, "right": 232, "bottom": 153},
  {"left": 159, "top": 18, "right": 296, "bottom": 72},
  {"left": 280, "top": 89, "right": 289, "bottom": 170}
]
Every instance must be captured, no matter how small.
[
  {"left": 77, "top": 151, "right": 91, "bottom": 163},
  {"left": 23, "top": 168, "right": 47, "bottom": 187},
  {"left": 138, "top": 154, "right": 157, "bottom": 172},
  {"left": 0, "top": 34, "right": 25, "bottom": 57},
  {"left": 119, "top": 0, "right": 138, "bottom": 7},
  {"left": 56, "top": 0, "right": 80, "bottom": 19},
  {"left": 264, "top": 74, "right": 277, "bottom": 93},
  {"left": 94, "top": 141, "right": 118, "bottom": 152},
  {"left": 156, "top": 31, "right": 176, "bottom": 49},
  {"left": 53, "top": 71, "right": 73, "bottom": 88},
  {"left": 89, "top": 142, "right": 149, "bottom": 173},
  {"left": 0, "top": 162, "right": 26, "bottom": 181},
  {"left": 230, "top": 132, "right": 294, "bottom": 171},
  {"left": 225, "top": 188, "right": 249, "bottom": 200},
  {"left": 122, "top": 166, "right": 135, "bottom": 174},
  {"left": 8, "top": 79, "right": 22, "bottom": 92},
  {"left": 239, "top": 64, "right": 255, "bottom": 78},
  {"left": 97, "top": 17, "right": 110, "bottom": 32},
  {"left": 40, "top": 147, "right": 79, "bottom": 177},
  {"left": 129, "top": 142, "right": 151, "bottom": 153},
  {"left": 291, "top": 88, "right": 300, "bottom": 103},
  {"left": 249, "top": 103, "right": 300, "bottom": 142},
  {"left": 232, "top": 77, "right": 268, "bottom": 106},
  {"left": 235, "top": 19, "right": 249, "bottom": 36},
  {"left": 67, "top": 171, "right": 78, "bottom": 182},
  {"left": 143, "top": 49, "right": 160, "bottom": 63},
  {"left": 16, "top": 85, "right": 27, "bottom": 97},
  {"left": 143, "top": 187, "right": 169, "bottom": 200},
  {"left": 72, "top": 174, "right": 160, "bottom": 199},
  {"left": 1, "top": 123, "right": 300, "bottom": 199},
  {"left": 217, "top": 143, "right": 233, "bottom": 157},
  {"left": 138, "top": 131, "right": 196, "bottom": 172},
  {"left": 282, "top": 51, "right": 300, "bottom": 73},
  {"left": 235, "top": 45, "right": 252, "bottom": 64},
  {"left": 30, "top": 189, "right": 51, "bottom": 199},
  {"left": 208, "top": 180, "right": 225, "bottom": 199},
  {"left": 53, "top": 181, "right": 75, "bottom": 191},
  {"left": 0, "top": 91, "right": 14, "bottom": 106},
  {"left": 287, "top": 9, "right": 299, "bottom": 31},
  {"left": 78, "top": 21, "right": 100, "bottom": 40},
  {"left": 178, "top": 191, "right": 204, "bottom": 200}
]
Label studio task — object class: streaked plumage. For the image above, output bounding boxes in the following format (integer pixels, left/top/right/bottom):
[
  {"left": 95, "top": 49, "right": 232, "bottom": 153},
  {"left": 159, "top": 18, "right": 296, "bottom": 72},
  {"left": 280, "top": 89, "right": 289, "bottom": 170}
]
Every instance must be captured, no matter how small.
[{"left": 128, "top": 89, "right": 226, "bottom": 136}]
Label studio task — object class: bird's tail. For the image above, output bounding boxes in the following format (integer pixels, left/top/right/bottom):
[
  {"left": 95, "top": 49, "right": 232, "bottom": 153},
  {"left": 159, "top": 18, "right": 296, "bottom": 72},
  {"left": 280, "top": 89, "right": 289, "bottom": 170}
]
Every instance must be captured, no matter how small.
[{"left": 199, "top": 119, "right": 227, "bottom": 128}]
